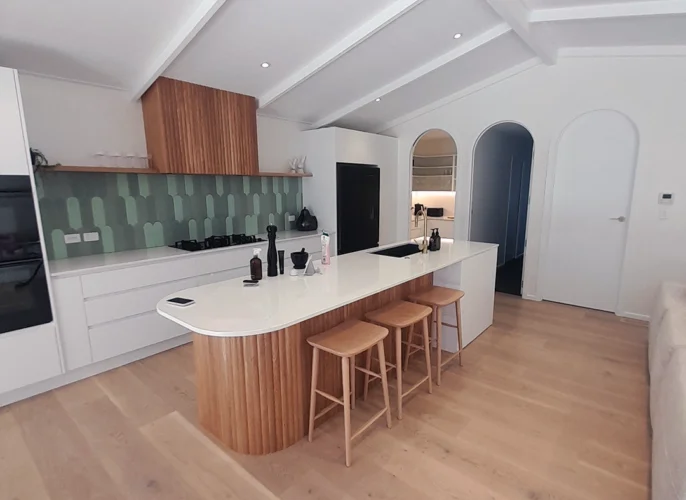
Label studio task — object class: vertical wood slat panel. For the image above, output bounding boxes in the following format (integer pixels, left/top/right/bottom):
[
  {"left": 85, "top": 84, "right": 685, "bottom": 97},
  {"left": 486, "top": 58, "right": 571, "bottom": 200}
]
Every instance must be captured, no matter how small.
[
  {"left": 194, "top": 275, "right": 432, "bottom": 455},
  {"left": 141, "top": 77, "right": 258, "bottom": 176}
]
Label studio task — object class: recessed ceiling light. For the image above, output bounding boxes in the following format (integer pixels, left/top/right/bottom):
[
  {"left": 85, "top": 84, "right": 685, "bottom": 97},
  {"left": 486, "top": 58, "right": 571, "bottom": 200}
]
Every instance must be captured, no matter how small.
[
  {"left": 453, "top": 33, "right": 462, "bottom": 39},
  {"left": 375, "top": 98, "right": 381, "bottom": 102},
  {"left": 261, "top": 62, "right": 270, "bottom": 68}
]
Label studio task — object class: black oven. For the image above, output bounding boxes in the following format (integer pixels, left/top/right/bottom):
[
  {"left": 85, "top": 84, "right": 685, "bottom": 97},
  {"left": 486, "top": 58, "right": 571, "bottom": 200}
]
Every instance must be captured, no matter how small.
[{"left": 0, "top": 175, "right": 52, "bottom": 333}]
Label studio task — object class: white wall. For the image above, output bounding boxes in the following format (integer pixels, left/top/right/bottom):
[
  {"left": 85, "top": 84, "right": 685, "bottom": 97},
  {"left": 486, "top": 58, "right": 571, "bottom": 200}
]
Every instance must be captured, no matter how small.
[
  {"left": 19, "top": 74, "right": 147, "bottom": 166},
  {"left": 17, "top": 73, "right": 306, "bottom": 172},
  {"left": 385, "top": 55, "right": 686, "bottom": 319}
]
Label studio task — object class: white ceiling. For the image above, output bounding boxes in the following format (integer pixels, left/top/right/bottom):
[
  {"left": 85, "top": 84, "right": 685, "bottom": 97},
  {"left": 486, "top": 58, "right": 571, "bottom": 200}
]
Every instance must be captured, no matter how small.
[{"left": 1, "top": 0, "right": 686, "bottom": 132}]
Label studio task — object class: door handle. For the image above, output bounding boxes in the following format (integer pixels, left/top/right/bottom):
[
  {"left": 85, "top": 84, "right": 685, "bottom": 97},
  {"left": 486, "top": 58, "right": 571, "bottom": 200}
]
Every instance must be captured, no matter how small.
[{"left": 610, "top": 216, "right": 626, "bottom": 222}]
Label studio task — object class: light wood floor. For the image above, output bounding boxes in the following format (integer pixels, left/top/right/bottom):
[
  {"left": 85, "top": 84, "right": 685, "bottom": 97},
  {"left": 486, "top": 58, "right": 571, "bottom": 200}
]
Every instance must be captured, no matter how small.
[{"left": 0, "top": 294, "right": 650, "bottom": 500}]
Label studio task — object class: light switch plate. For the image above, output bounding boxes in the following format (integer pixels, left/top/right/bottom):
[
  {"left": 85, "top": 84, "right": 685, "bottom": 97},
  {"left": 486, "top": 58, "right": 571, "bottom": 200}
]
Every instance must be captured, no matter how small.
[
  {"left": 288, "top": 215, "right": 296, "bottom": 221},
  {"left": 83, "top": 232, "right": 100, "bottom": 242},
  {"left": 64, "top": 233, "right": 81, "bottom": 244}
]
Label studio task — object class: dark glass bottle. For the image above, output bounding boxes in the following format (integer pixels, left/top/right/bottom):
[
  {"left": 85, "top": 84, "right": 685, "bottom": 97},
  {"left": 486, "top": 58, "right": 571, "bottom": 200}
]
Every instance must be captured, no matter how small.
[
  {"left": 250, "top": 249, "right": 263, "bottom": 280},
  {"left": 266, "top": 225, "right": 278, "bottom": 277},
  {"left": 434, "top": 228, "right": 441, "bottom": 251}
]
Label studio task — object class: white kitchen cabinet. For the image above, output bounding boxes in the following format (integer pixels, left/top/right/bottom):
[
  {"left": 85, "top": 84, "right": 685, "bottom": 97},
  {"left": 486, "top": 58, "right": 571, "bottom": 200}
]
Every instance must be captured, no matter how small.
[
  {"left": 0, "top": 324, "right": 62, "bottom": 394},
  {"left": 0, "top": 67, "right": 30, "bottom": 175},
  {"left": 89, "top": 311, "right": 188, "bottom": 362},
  {"left": 51, "top": 276, "right": 91, "bottom": 370}
]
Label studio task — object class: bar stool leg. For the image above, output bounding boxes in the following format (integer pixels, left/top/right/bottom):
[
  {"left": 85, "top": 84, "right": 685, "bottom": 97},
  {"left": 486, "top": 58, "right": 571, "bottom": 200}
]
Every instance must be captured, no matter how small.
[
  {"left": 376, "top": 340, "right": 392, "bottom": 429},
  {"left": 403, "top": 323, "right": 414, "bottom": 371},
  {"left": 456, "top": 299, "right": 463, "bottom": 366},
  {"left": 363, "top": 349, "right": 372, "bottom": 401},
  {"left": 341, "top": 356, "right": 352, "bottom": 467},
  {"left": 422, "top": 316, "right": 433, "bottom": 394},
  {"left": 395, "top": 327, "right": 403, "bottom": 420},
  {"left": 436, "top": 306, "right": 442, "bottom": 386},
  {"left": 308, "top": 348, "right": 320, "bottom": 442},
  {"left": 350, "top": 354, "right": 356, "bottom": 410}
]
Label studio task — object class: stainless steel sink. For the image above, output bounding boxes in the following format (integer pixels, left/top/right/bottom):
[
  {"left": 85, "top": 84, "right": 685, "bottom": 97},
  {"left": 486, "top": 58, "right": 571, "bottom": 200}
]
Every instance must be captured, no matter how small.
[{"left": 372, "top": 243, "right": 421, "bottom": 258}]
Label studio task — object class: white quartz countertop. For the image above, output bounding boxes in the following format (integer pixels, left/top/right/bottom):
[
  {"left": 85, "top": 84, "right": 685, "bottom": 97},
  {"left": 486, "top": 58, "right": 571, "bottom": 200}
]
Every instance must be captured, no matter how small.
[
  {"left": 48, "top": 230, "right": 323, "bottom": 278},
  {"left": 157, "top": 240, "right": 497, "bottom": 338}
]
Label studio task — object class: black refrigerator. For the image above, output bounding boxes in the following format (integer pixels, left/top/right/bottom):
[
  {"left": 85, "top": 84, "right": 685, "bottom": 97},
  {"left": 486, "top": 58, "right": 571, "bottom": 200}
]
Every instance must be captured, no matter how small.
[{"left": 336, "top": 163, "right": 380, "bottom": 255}]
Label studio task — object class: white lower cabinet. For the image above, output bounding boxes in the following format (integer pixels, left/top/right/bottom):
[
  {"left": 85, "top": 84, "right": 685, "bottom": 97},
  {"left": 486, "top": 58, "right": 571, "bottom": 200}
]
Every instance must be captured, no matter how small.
[
  {"left": 89, "top": 311, "right": 188, "bottom": 362},
  {"left": 50, "top": 235, "right": 323, "bottom": 380},
  {"left": 0, "top": 324, "right": 62, "bottom": 394}
]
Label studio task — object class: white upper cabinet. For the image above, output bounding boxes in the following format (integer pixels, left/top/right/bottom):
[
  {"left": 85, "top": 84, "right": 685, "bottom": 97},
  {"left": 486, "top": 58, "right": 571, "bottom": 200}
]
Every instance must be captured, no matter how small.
[{"left": 0, "top": 67, "right": 30, "bottom": 175}]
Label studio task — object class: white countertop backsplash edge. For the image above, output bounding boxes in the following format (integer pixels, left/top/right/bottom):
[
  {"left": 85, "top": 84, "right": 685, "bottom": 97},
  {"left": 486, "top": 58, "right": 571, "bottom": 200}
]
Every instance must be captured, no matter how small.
[{"left": 49, "top": 230, "right": 326, "bottom": 278}]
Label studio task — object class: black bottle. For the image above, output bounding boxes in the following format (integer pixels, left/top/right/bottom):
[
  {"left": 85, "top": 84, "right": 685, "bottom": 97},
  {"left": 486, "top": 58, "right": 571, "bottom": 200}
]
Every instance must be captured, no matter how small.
[
  {"left": 266, "top": 225, "right": 278, "bottom": 277},
  {"left": 429, "top": 229, "right": 437, "bottom": 251},
  {"left": 434, "top": 228, "right": 441, "bottom": 251}
]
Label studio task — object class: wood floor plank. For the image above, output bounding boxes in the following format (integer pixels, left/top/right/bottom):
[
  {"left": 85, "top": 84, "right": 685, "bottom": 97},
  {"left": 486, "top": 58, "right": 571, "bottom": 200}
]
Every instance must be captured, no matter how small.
[
  {"left": 2, "top": 295, "right": 650, "bottom": 500},
  {"left": 140, "top": 411, "right": 279, "bottom": 500},
  {"left": 94, "top": 366, "right": 173, "bottom": 427},
  {"left": 0, "top": 409, "right": 51, "bottom": 500},
  {"left": 10, "top": 392, "right": 124, "bottom": 500},
  {"left": 54, "top": 379, "right": 199, "bottom": 500}
]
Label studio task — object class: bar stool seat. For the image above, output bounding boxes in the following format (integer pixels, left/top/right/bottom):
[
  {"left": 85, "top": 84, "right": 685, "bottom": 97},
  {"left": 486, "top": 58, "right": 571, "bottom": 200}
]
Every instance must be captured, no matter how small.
[
  {"left": 307, "top": 320, "right": 392, "bottom": 467},
  {"left": 408, "top": 286, "right": 465, "bottom": 386},
  {"left": 365, "top": 301, "right": 433, "bottom": 420}
]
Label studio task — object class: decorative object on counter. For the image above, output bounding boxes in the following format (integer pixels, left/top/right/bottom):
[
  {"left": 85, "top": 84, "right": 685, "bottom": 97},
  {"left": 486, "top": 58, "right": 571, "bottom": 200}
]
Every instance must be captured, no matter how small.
[
  {"left": 36, "top": 171, "right": 302, "bottom": 260},
  {"left": 304, "top": 257, "right": 321, "bottom": 276},
  {"left": 250, "top": 248, "right": 263, "bottom": 281},
  {"left": 321, "top": 231, "right": 331, "bottom": 265},
  {"left": 296, "top": 206, "right": 318, "bottom": 231},
  {"left": 278, "top": 250, "right": 285, "bottom": 275},
  {"left": 429, "top": 229, "right": 441, "bottom": 251},
  {"left": 266, "top": 225, "right": 278, "bottom": 277},
  {"left": 291, "top": 248, "right": 309, "bottom": 270}
]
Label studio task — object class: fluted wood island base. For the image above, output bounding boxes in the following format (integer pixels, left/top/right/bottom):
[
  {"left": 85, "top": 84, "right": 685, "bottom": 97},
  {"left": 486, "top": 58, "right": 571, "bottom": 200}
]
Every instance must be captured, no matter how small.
[{"left": 193, "top": 274, "right": 432, "bottom": 455}]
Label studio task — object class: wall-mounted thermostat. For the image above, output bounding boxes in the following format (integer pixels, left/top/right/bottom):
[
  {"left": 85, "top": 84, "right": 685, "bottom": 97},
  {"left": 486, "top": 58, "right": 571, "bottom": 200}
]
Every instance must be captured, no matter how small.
[{"left": 659, "top": 193, "right": 674, "bottom": 205}]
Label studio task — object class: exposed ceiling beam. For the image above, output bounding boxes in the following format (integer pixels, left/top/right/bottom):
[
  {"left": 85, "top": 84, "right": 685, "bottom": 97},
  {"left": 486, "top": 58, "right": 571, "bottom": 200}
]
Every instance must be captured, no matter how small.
[
  {"left": 374, "top": 58, "right": 541, "bottom": 134},
  {"left": 484, "top": 0, "right": 557, "bottom": 65},
  {"left": 258, "top": 0, "right": 425, "bottom": 108},
  {"left": 312, "top": 24, "right": 511, "bottom": 129},
  {"left": 529, "top": 0, "right": 686, "bottom": 23},
  {"left": 131, "top": 0, "right": 226, "bottom": 100}
]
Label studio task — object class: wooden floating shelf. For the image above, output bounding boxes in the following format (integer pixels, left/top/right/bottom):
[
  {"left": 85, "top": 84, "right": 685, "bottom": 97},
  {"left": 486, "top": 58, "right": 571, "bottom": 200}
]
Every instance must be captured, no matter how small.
[{"left": 39, "top": 166, "right": 312, "bottom": 177}]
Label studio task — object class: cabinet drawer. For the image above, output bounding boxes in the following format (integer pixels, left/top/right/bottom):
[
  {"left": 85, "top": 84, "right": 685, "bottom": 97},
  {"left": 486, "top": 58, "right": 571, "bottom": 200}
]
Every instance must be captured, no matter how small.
[
  {"left": 84, "top": 277, "right": 198, "bottom": 326},
  {"left": 89, "top": 312, "right": 188, "bottom": 362},
  {"left": 81, "top": 258, "right": 198, "bottom": 298},
  {"left": 0, "top": 324, "right": 62, "bottom": 394}
]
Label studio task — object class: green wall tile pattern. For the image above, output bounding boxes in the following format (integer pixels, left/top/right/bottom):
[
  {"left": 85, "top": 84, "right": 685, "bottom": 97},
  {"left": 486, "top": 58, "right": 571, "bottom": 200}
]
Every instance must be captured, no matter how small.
[{"left": 37, "top": 171, "right": 303, "bottom": 260}]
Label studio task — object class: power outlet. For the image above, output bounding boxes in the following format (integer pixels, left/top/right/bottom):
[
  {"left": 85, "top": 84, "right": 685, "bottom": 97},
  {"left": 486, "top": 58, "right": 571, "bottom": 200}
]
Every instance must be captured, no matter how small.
[
  {"left": 83, "top": 232, "right": 100, "bottom": 242},
  {"left": 288, "top": 215, "right": 296, "bottom": 222},
  {"left": 64, "top": 233, "right": 81, "bottom": 244}
]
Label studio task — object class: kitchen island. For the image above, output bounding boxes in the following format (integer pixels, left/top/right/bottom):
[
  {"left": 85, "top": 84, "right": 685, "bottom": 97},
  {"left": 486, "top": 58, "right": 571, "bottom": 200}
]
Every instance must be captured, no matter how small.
[{"left": 157, "top": 240, "right": 497, "bottom": 455}]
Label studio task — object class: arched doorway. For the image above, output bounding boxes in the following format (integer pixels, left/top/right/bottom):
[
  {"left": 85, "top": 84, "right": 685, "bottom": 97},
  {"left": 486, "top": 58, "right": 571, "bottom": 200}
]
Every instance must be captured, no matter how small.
[
  {"left": 409, "top": 129, "right": 457, "bottom": 241},
  {"left": 470, "top": 122, "right": 534, "bottom": 296}
]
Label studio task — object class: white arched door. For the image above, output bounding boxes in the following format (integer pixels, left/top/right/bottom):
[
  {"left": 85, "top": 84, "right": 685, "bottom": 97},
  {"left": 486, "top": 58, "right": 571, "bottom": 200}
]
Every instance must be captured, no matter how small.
[{"left": 542, "top": 110, "right": 638, "bottom": 312}]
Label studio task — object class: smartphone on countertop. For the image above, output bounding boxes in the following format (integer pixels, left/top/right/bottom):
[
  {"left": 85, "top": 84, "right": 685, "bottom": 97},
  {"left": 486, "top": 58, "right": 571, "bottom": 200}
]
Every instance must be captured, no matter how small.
[{"left": 167, "top": 297, "right": 195, "bottom": 307}]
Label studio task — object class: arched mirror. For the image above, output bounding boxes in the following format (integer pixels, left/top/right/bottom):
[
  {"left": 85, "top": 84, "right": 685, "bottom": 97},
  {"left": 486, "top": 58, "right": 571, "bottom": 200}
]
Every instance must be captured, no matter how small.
[{"left": 411, "top": 129, "right": 457, "bottom": 192}]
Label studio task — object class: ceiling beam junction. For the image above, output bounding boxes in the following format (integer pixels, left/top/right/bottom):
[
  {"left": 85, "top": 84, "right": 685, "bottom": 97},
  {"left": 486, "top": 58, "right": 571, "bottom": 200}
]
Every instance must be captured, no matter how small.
[{"left": 529, "top": 0, "right": 686, "bottom": 23}]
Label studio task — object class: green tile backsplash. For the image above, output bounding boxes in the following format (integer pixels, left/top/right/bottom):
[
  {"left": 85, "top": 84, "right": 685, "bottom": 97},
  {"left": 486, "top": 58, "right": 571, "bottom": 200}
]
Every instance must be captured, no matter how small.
[{"left": 36, "top": 171, "right": 303, "bottom": 260}]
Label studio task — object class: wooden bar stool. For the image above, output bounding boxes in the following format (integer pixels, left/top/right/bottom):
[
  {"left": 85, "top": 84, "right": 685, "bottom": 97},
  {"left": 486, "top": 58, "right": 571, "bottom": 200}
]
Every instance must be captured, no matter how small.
[
  {"left": 408, "top": 286, "right": 465, "bottom": 386},
  {"left": 364, "top": 301, "right": 433, "bottom": 420},
  {"left": 307, "top": 319, "right": 392, "bottom": 467}
]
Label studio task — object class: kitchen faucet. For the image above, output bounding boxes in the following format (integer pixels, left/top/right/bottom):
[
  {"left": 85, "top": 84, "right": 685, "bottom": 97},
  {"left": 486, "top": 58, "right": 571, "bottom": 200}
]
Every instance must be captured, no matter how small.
[{"left": 415, "top": 204, "right": 429, "bottom": 254}]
